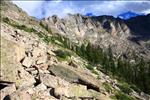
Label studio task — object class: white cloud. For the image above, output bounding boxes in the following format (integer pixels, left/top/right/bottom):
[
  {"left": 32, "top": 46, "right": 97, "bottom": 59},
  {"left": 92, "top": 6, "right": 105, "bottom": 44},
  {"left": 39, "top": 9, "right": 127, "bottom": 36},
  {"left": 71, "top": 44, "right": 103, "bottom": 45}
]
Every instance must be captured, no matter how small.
[
  {"left": 54, "top": 0, "right": 62, "bottom": 3},
  {"left": 142, "top": 9, "right": 150, "bottom": 14},
  {"left": 12, "top": 1, "right": 44, "bottom": 17},
  {"left": 12, "top": 0, "right": 150, "bottom": 19},
  {"left": 87, "top": 1, "right": 126, "bottom": 16}
]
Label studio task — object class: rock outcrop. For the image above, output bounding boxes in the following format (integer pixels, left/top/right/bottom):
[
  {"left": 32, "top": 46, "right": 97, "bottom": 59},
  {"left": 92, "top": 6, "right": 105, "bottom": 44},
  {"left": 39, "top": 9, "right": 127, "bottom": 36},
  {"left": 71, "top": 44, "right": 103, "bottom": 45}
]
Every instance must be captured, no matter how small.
[{"left": 44, "top": 14, "right": 150, "bottom": 60}]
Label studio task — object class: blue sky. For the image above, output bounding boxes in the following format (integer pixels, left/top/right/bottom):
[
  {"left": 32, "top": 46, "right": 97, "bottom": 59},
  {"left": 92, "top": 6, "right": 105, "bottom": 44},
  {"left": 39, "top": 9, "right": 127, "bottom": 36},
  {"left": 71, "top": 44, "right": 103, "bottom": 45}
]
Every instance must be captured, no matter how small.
[{"left": 12, "top": 0, "right": 150, "bottom": 19}]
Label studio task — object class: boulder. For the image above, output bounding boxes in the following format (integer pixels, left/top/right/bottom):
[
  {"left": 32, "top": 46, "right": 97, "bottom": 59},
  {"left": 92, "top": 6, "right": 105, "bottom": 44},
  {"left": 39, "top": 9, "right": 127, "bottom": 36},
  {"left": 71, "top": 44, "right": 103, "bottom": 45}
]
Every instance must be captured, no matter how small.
[
  {"left": 0, "top": 38, "right": 35, "bottom": 88},
  {"left": 22, "top": 57, "right": 33, "bottom": 68},
  {"left": 39, "top": 74, "right": 70, "bottom": 88},
  {"left": 30, "top": 70, "right": 38, "bottom": 76},
  {"left": 26, "top": 88, "right": 34, "bottom": 95},
  {"left": 33, "top": 83, "right": 47, "bottom": 92},
  {"left": 68, "top": 84, "right": 91, "bottom": 98},
  {"left": 48, "top": 64, "right": 101, "bottom": 92},
  {"left": 140, "top": 92, "right": 150, "bottom": 100},
  {"left": 54, "top": 86, "right": 69, "bottom": 98},
  {"left": 32, "top": 48, "right": 41, "bottom": 58},
  {"left": 47, "top": 50, "right": 56, "bottom": 56},
  {"left": 25, "top": 67, "right": 38, "bottom": 75},
  {"left": 36, "top": 56, "right": 47, "bottom": 65},
  {"left": 16, "top": 68, "right": 36, "bottom": 88},
  {"left": 38, "top": 69, "right": 50, "bottom": 74},
  {"left": 8, "top": 91, "right": 32, "bottom": 100},
  {"left": 39, "top": 74, "right": 58, "bottom": 88},
  {"left": 31, "top": 88, "right": 56, "bottom": 100},
  {"left": 32, "top": 46, "right": 47, "bottom": 58},
  {"left": 49, "top": 56, "right": 58, "bottom": 63},
  {"left": 35, "top": 63, "right": 49, "bottom": 70},
  {"left": 0, "top": 81, "right": 16, "bottom": 100},
  {"left": 48, "top": 64, "right": 79, "bottom": 83},
  {"left": 88, "top": 89, "right": 107, "bottom": 100},
  {"left": 25, "top": 67, "right": 36, "bottom": 72},
  {"left": 1, "top": 37, "right": 23, "bottom": 82},
  {"left": 57, "top": 77, "right": 70, "bottom": 87},
  {"left": 54, "top": 84, "right": 92, "bottom": 98},
  {"left": 15, "top": 46, "right": 26, "bottom": 63}
]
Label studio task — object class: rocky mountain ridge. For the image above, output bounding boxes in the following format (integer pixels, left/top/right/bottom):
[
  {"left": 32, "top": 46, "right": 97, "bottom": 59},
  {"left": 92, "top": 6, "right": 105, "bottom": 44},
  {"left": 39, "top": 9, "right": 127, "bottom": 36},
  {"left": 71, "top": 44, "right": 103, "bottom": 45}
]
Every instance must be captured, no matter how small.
[
  {"left": 1, "top": 1, "right": 150, "bottom": 100},
  {"left": 43, "top": 13, "right": 150, "bottom": 60}
]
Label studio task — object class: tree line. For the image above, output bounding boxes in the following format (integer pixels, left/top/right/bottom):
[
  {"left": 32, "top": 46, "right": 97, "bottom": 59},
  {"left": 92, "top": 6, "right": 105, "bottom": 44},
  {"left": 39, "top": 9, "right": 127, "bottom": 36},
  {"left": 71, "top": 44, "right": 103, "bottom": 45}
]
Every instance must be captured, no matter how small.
[{"left": 50, "top": 34, "right": 150, "bottom": 94}]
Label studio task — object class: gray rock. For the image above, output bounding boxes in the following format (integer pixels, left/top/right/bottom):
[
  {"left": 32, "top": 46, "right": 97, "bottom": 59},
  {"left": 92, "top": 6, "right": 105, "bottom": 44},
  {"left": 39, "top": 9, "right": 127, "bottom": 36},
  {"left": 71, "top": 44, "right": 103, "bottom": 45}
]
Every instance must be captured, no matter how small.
[
  {"left": 8, "top": 91, "right": 32, "bottom": 100},
  {"left": 25, "top": 67, "right": 36, "bottom": 72},
  {"left": 39, "top": 74, "right": 58, "bottom": 88},
  {"left": 31, "top": 88, "right": 57, "bottom": 100},
  {"left": 33, "top": 83, "right": 47, "bottom": 92},
  {"left": 39, "top": 73, "right": 70, "bottom": 95},
  {"left": 48, "top": 64, "right": 101, "bottom": 92},
  {"left": 0, "top": 81, "right": 16, "bottom": 100},
  {"left": 36, "top": 56, "right": 47, "bottom": 65},
  {"left": 30, "top": 70, "right": 38, "bottom": 75},
  {"left": 54, "top": 84, "right": 96, "bottom": 99},
  {"left": 47, "top": 50, "right": 56, "bottom": 56},
  {"left": 48, "top": 64, "right": 79, "bottom": 83},
  {"left": 16, "top": 68, "right": 36, "bottom": 88},
  {"left": 54, "top": 86, "right": 69, "bottom": 98},
  {"left": 22, "top": 57, "right": 33, "bottom": 68}
]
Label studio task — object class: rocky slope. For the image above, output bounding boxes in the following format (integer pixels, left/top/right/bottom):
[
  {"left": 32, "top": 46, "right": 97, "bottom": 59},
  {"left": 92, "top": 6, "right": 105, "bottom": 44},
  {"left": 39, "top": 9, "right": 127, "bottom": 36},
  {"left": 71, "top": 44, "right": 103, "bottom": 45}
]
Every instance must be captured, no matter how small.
[{"left": 1, "top": 1, "right": 150, "bottom": 100}]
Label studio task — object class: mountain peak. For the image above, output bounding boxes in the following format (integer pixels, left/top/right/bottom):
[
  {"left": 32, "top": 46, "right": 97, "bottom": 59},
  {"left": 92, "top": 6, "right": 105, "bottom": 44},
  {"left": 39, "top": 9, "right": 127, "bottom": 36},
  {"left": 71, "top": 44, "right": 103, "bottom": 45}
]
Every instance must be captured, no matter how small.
[
  {"left": 117, "top": 11, "right": 143, "bottom": 20},
  {"left": 85, "top": 13, "right": 94, "bottom": 17}
]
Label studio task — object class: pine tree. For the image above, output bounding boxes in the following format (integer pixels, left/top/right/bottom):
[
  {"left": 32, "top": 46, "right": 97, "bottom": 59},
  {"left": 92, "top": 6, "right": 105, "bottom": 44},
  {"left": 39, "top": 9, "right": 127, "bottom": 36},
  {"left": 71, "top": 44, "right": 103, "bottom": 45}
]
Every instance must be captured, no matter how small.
[
  {"left": 81, "top": 44, "right": 87, "bottom": 58},
  {"left": 86, "top": 43, "right": 94, "bottom": 62}
]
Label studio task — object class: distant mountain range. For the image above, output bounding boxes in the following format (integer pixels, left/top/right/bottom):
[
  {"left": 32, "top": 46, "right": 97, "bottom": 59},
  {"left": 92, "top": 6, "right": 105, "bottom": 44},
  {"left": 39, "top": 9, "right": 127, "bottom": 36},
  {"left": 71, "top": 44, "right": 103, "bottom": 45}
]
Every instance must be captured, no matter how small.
[
  {"left": 86, "top": 11, "right": 145, "bottom": 20},
  {"left": 117, "top": 11, "right": 144, "bottom": 20},
  {"left": 85, "top": 13, "right": 95, "bottom": 17}
]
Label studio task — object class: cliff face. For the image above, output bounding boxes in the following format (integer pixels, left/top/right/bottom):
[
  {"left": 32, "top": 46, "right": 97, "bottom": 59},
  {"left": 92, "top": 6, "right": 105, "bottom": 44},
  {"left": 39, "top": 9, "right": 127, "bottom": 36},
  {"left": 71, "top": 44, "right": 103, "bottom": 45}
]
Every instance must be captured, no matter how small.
[
  {"left": 43, "top": 13, "right": 150, "bottom": 59},
  {"left": 1, "top": 1, "right": 150, "bottom": 100}
]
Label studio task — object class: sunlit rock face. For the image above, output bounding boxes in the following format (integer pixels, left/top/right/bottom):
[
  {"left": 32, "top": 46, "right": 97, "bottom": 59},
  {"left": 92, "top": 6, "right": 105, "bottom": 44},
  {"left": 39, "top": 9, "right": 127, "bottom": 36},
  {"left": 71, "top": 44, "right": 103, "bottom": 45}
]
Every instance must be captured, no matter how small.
[{"left": 44, "top": 13, "right": 150, "bottom": 59}]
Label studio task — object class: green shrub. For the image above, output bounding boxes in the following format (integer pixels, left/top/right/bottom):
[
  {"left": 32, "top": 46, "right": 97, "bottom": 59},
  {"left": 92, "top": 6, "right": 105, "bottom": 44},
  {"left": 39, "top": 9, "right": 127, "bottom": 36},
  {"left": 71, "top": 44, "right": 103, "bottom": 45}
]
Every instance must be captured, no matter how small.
[
  {"left": 85, "top": 64, "right": 99, "bottom": 75},
  {"left": 102, "top": 82, "right": 113, "bottom": 93},
  {"left": 130, "top": 85, "right": 141, "bottom": 93},
  {"left": 3, "top": 17, "right": 37, "bottom": 33},
  {"left": 39, "top": 21, "right": 45, "bottom": 29},
  {"left": 17, "top": 25, "right": 36, "bottom": 33},
  {"left": 35, "top": 32, "right": 44, "bottom": 38},
  {"left": 85, "top": 64, "right": 94, "bottom": 70},
  {"left": 115, "top": 92, "right": 135, "bottom": 100},
  {"left": 39, "top": 21, "right": 52, "bottom": 33},
  {"left": 54, "top": 49, "right": 71, "bottom": 60},
  {"left": 118, "top": 84, "right": 132, "bottom": 94},
  {"left": 43, "top": 35, "right": 51, "bottom": 44},
  {"left": 91, "top": 70, "right": 99, "bottom": 75},
  {"left": 3, "top": 17, "right": 10, "bottom": 23}
]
